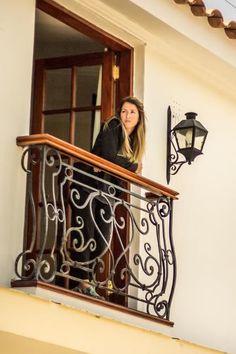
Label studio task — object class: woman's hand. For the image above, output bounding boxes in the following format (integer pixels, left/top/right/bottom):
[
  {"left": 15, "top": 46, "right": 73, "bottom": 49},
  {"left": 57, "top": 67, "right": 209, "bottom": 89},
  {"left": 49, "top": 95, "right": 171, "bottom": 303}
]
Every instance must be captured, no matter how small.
[{"left": 135, "top": 161, "right": 143, "bottom": 175}]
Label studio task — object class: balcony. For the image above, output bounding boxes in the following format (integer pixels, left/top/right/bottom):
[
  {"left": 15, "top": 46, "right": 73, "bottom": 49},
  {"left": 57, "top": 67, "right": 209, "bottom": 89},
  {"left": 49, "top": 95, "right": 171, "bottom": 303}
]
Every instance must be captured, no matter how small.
[{"left": 12, "top": 134, "right": 179, "bottom": 327}]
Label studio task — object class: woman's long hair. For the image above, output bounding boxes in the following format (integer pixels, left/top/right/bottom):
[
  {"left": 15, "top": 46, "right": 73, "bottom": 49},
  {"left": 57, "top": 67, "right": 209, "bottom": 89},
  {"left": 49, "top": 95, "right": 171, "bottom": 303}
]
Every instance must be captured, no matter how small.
[{"left": 115, "top": 96, "right": 146, "bottom": 162}]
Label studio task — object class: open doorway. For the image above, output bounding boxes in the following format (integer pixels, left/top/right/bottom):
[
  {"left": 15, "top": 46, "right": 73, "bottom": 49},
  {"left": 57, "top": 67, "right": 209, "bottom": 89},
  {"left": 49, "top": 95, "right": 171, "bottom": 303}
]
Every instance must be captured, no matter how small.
[{"left": 28, "top": 0, "right": 134, "bottom": 305}]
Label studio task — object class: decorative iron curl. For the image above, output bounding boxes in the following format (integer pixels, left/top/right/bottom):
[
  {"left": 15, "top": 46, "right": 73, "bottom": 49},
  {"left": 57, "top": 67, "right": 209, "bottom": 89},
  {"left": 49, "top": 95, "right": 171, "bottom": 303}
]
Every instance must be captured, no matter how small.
[
  {"left": 106, "top": 184, "right": 117, "bottom": 197},
  {"left": 60, "top": 262, "right": 71, "bottom": 275},
  {"left": 21, "top": 146, "right": 42, "bottom": 173},
  {"left": 133, "top": 243, "right": 160, "bottom": 288},
  {"left": 170, "top": 161, "right": 185, "bottom": 176},
  {"left": 68, "top": 226, "right": 97, "bottom": 254},
  {"left": 119, "top": 267, "right": 131, "bottom": 291},
  {"left": 130, "top": 214, "right": 149, "bottom": 235},
  {"left": 90, "top": 257, "right": 107, "bottom": 285},
  {"left": 14, "top": 148, "right": 38, "bottom": 280},
  {"left": 168, "top": 130, "right": 186, "bottom": 176},
  {"left": 170, "top": 131, "right": 179, "bottom": 164},
  {"left": 147, "top": 201, "right": 158, "bottom": 226},
  {"left": 153, "top": 299, "right": 168, "bottom": 318},
  {"left": 113, "top": 211, "right": 126, "bottom": 230},
  {"left": 110, "top": 265, "right": 131, "bottom": 292},
  {"left": 146, "top": 296, "right": 168, "bottom": 318},
  {"left": 46, "top": 203, "right": 64, "bottom": 222},
  {"left": 36, "top": 257, "right": 56, "bottom": 283},
  {"left": 64, "top": 166, "right": 74, "bottom": 178},
  {"left": 162, "top": 249, "right": 175, "bottom": 265},
  {"left": 114, "top": 200, "right": 149, "bottom": 236},
  {"left": 15, "top": 251, "right": 37, "bottom": 280},
  {"left": 156, "top": 196, "right": 171, "bottom": 219},
  {"left": 44, "top": 147, "right": 62, "bottom": 175},
  {"left": 70, "top": 187, "right": 88, "bottom": 209}
]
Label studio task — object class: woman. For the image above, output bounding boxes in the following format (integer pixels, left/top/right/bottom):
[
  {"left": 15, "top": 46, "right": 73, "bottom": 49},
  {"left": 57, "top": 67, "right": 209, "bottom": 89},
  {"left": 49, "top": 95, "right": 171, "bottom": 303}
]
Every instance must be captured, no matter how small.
[{"left": 70, "top": 96, "right": 146, "bottom": 299}]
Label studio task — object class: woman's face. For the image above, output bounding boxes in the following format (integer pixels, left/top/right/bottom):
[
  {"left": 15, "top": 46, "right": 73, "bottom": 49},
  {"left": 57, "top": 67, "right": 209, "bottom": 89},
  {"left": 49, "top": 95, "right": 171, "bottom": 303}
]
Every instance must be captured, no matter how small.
[{"left": 120, "top": 102, "right": 139, "bottom": 135}]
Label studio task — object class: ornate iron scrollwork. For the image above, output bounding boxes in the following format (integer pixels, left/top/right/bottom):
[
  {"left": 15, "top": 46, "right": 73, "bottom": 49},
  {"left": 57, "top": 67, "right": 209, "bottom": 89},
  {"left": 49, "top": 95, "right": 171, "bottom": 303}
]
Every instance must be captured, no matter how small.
[{"left": 15, "top": 144, "right": 176, "bottom": 321}]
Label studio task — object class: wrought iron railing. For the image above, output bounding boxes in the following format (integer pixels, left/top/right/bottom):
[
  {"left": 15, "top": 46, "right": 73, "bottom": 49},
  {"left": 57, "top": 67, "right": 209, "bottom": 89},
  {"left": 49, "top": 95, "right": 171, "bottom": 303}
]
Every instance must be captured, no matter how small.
[{"left": 15, "top": 134, "right": 179, "bottom": 321}]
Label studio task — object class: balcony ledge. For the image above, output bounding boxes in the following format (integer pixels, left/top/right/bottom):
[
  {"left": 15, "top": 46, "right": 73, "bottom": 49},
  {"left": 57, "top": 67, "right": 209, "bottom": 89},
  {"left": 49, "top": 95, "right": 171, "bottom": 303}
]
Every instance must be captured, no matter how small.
[
  {"left": 11, "top": 280, "right": 173, "bottom": 331},
  {"left": 1, "top": 286, "right": 224, "bottom": 354}
]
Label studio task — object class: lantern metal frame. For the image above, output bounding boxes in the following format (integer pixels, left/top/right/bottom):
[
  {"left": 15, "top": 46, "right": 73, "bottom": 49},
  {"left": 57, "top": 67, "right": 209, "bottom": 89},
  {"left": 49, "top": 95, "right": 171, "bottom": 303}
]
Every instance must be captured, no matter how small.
[{"left": 166, "top": 106, "right": 208, "bottom": 184}]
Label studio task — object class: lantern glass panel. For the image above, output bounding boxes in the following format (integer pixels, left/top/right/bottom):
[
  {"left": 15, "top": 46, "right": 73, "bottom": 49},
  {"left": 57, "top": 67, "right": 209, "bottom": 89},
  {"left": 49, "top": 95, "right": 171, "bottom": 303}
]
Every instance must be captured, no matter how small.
[
  {"left": 194, "top": 127, "right": 206, "bottom": 151},
  {"left": 175, "top": 128, "right": 193, "bottom": 149}
]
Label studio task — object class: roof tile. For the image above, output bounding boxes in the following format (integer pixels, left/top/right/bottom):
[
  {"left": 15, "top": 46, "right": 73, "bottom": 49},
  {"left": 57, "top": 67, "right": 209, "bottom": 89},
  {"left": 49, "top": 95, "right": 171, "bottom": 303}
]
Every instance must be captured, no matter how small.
[{"left": 173, "top": 0, "right": 236, "bottom": 39}]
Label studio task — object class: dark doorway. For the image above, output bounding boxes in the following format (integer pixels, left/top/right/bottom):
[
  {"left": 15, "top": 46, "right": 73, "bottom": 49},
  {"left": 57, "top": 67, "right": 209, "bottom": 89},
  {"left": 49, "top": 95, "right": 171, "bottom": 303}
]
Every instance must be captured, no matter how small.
[{"left": 29, "top": 0, "right": 133, "bottom": 306}]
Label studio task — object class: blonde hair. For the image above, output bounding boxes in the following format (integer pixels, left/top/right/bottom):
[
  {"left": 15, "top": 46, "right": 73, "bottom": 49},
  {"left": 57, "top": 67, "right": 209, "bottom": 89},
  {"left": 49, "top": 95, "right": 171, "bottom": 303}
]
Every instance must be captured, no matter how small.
[{"left": 106, "top": 96, "right": 146, "bottom": 163}]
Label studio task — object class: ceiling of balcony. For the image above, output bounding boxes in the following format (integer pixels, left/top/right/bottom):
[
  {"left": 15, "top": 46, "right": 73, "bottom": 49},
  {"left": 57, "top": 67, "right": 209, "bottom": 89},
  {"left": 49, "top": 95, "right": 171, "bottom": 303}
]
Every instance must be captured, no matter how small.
[{"left": 34, "top": 9, "right": 105, "bottom": 59}]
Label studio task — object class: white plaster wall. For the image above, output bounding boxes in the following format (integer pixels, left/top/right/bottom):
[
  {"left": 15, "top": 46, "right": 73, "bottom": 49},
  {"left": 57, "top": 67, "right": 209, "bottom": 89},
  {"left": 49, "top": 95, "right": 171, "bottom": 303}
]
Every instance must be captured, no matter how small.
[
  {"left": 142, "top": 44, "right": 236, "bottom": 354},
  {"left": 0, "top": 0, "right": 35, "bottom": 285}
]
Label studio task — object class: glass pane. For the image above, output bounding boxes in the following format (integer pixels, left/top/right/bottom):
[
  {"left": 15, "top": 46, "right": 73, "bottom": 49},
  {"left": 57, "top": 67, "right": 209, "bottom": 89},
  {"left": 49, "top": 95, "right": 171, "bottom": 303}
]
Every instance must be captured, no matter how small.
[
  {"left": 45, "top": 68, "right": 71, "bottom": 110},
  {"left": 195, "top": 128, "right": 205, "bottom": 150},
  {"left": 76, "top": 65, "right": 102, "bottom": 107},
  {"left": 92, "top": 110, "right": 101, "bottom": 147},
  {"left": 74, "top": 111, "right": 101, "bottom": 151},
  {"left": 45, "top": 114, "right": 70, "bottom": 142},
  {"left": 176, "top": 128, "right": 193, "bottom": 149}
]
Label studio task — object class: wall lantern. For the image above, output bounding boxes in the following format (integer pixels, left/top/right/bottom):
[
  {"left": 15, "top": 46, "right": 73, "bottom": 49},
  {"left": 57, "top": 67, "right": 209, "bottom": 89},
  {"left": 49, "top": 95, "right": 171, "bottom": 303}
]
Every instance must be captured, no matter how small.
[{"left": 166, "top": 106, "right": 208, "bottom": 184}]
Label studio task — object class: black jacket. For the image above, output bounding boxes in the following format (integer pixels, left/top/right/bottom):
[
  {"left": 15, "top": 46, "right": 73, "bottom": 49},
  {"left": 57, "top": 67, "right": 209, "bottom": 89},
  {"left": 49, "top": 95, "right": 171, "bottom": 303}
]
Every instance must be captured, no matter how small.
[
  {"left": 72, "top": 118, "right": 137, "bottom": 194},
  {"left": 91, "top": 117, "right": 138, "bottom": 172}
]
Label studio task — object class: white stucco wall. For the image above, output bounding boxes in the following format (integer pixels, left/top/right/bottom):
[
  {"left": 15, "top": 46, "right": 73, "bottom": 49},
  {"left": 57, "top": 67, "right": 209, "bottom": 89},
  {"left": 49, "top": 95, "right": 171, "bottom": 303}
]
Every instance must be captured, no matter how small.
[
  {"left": 142, "top": 43, "right": 236, "bottom": 354},
  {"left": 0, "top": 0, "right": 36, "bottom": 285}
]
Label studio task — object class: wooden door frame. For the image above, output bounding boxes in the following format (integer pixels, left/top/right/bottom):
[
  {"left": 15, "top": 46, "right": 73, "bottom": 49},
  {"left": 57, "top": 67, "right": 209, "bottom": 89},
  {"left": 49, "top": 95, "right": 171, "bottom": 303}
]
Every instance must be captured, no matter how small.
[{"left": 36, "top": 0, "right": 133, "bottom": 52}]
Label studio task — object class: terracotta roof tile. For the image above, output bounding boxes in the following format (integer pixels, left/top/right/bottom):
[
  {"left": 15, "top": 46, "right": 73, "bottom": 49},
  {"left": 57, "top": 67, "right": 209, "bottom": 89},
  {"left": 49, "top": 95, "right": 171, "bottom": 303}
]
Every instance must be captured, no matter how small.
[{"left": 173, "top": 0, "right": 236, "bottom": 39}]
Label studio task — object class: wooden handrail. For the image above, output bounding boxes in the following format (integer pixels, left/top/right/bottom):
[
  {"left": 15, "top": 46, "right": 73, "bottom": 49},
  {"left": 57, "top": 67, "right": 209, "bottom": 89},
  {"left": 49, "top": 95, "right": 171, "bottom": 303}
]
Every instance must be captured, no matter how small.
[{"left": 16, "top": 134, "right": 179, "bottom": 199}]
